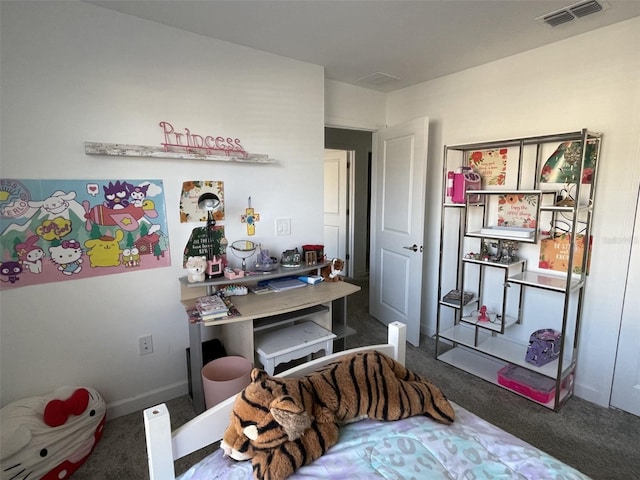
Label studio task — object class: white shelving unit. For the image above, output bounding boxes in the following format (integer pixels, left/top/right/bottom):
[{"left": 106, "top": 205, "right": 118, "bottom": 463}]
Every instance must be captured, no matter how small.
[{"left": 435, "top": 129, "right": 601, "bottom": 411}]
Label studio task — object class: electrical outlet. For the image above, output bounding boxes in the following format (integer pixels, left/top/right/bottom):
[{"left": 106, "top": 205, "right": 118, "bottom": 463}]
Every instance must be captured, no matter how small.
[{"left": 138, "top": 335, "right": 153, "bottom": 355}]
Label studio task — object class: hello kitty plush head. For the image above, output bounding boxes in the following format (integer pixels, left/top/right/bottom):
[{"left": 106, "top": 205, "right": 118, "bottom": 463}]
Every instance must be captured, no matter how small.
[
  {"left": 0, "top": 386, "right": 106, "bottom": 480},
  {"left": 186, "top": 256, "right": 207, "bottom": 283}
]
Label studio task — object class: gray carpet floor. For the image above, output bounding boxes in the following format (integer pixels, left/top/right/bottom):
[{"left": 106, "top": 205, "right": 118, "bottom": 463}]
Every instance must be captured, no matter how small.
[{"left": 74, "top": 278, "right": 640, "bottom": 479}]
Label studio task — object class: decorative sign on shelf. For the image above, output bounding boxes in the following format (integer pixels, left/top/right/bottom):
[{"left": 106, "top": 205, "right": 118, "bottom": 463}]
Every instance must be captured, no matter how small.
[
  {"left": 159, "top": 121, "right": 245, "bottom": 156},
  {"left": 85, "top": 121, "right": 276, "bottom": 164},
  {"left": 467, "top": 149, "right": 507, "bottom": 186},
  {"left": 497, "top": 194, "right": 538, "bottom": 229},
  {"left": 540, "top": 139, "right": 599, "bottom": 185},
  {"left": 539, "top": 233, "right": 592, "bottom": 274}
]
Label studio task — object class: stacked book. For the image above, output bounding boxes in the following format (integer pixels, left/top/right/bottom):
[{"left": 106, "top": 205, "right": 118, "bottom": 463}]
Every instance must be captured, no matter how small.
[
  {"left": 196, "top": 294, "right": 230, "bottom": 322},
  {"left": 266, "top": 277, "right": 307, "bottom": 292},
  {"left": 442, "top": 289, "right": 474, "bottom": 306}
]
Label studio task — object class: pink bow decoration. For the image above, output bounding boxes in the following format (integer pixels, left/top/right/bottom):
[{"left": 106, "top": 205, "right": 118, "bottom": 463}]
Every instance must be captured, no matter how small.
[
  {"left": 61, "top": 240, "right": 80, "bottom": 249},
  {"left": 43, "top": 388, "right": 90, "bottom": 427}
]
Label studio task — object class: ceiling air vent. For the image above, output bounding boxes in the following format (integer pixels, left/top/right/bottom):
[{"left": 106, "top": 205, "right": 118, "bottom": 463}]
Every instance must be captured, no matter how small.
[
  {"left": 536, "top": 0, "right": 610, "bottom": 27},
  {"left": 358, "top": 72, "right": 401, "bottom": 87},
  {"left": 569, "top": 0, "right": 604, "bottom": 17},
  {"left": 543, "top": 10, "right": 576, "bottom": 27}
]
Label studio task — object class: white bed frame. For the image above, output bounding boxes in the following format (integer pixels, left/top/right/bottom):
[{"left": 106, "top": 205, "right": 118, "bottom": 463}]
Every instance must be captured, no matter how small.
[{"left": 143, "top": 322, "right": 406, "bottom": 480}]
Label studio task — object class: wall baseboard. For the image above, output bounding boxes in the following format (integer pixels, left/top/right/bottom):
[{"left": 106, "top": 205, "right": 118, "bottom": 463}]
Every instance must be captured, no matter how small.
[{"left": 105, "top": 381, "right": 188, "bottom": 420}]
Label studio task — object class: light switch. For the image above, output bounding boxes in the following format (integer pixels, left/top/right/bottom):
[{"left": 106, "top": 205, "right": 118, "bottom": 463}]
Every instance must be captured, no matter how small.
[{"left": 276, "top": 218, "right": 291, "bottom": 236}]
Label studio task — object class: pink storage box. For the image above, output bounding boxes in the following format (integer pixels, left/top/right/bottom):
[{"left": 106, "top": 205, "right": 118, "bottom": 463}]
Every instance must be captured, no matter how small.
[
  {"left": 497, "top": 365, "right": 559, "bottom": 403},
  {"left": 224, "top": 268, "right": 244, "bottom": 280}
]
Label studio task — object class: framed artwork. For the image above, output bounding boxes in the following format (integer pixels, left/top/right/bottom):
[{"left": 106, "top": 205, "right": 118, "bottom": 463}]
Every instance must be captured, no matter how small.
[
  {"left": 305, "top": 251, "right": 317, "bottom": 265},
  {"left": 468, "top": 149, "right": 507, "bottom": 186},
  {"left": 539, "top": 233, "right": 592, "bottom": 274},
  {"left": 0, "top": 178, "right": 171, "bottom": 290},
  {"left": 180, "top": 180, "right": 225, "bottom": 223},
  {"left": 497, "top": 193, "right": 539, "bottom": 229}
]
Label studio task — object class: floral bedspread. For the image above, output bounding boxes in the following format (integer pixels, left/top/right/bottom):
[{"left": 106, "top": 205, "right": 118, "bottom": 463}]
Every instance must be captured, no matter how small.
[{"left": 177, "top": 403, "right": 590, "bottom": 479}]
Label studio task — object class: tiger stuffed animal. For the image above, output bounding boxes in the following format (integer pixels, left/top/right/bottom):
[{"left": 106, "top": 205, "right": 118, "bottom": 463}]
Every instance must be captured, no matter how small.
[{"left": 221, "top": 350, "right": 455, "bottom": 480}]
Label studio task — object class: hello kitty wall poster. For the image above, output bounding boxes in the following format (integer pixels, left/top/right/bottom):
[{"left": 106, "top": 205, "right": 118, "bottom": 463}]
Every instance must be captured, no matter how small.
[{"left": 0, "top": 179, "right": 171, "bottom": 290}]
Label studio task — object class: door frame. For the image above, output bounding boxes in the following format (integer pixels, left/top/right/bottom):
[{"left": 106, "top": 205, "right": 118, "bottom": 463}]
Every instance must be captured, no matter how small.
[
  {"left": 323, "top": 148, "right": 355, "bottom": 276},
  {"left": 325, "top": 128, "right": 373, "bottom": 279}
]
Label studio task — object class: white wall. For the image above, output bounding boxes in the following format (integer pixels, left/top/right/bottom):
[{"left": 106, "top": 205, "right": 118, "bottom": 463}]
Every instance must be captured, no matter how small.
[
  {"left": 385, "top": 17, "right": 640, "bottom": 407},
  {"left": 325, "top": 79, "right": 386, "bottom": 131},
  {"left": 0, "top": 1, "right": 325, "bottom": 417}
]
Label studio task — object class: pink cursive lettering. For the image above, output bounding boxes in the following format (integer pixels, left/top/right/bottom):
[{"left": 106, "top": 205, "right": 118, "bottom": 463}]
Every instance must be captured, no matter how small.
[{"left": 159, "top": 121, "right": 246, "bottom": 156}]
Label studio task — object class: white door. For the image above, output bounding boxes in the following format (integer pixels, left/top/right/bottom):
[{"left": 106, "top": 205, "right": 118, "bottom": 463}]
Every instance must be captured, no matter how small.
[
  {"left": 324, "top": 149, "right": 348, "bottom": 274},
  {"left": 610, "top": 185, "right": 640, "bottom": 416},
  {"left": 370, "top": 117, "right": 429, "bottom": 346}
]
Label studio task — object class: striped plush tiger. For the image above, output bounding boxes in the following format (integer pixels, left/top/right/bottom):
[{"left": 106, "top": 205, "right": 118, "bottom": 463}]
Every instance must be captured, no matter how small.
[{"left": 221, "top": 350, "right": 455, "bottom": 480}]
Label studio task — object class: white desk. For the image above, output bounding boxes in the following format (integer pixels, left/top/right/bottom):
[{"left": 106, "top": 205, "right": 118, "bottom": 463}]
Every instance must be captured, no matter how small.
[{"left": 180, "top": 277, "right": 360, "bottom": 413}]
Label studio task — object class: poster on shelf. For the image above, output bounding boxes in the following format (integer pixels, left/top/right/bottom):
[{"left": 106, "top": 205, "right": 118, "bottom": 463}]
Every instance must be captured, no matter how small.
[
  {"left": 0, "top": 178, "right": 171, "bottom": 290},
  {"left": 539, "top": 234, "right": 592, "bottom": 274},
  {"left": 467, "top": 149, "right": 507, "bottom": 186},
  {"left": 497, "top": 193, "right": 538, "bottom": 229},
  {"left": 180, "top": 180, "right": 225, "bottom": 223},
  {"left": 539, "top": 140, "right": 598, "bottom": 184}
]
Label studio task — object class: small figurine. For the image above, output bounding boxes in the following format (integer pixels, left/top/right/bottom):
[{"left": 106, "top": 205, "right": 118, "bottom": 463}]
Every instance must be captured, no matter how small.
[
  {"left": 480, "top": 240, "right": 490, "bottom": 261},
  {"left": 501, "top": 240, "right": 520, "bottom": 264},
  {"left": 186, "top": 256, "right": 207, "bottom": 283},
  {"left": 490, "top": 240, "right": 503, "bottom": 263},
  {"left": 478, "top": 305, "right": 489, "bottom": 322}
]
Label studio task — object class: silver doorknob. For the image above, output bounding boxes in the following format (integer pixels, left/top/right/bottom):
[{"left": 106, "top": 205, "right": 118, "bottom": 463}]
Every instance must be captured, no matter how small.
[{"left": 403, "top": 244, "right": 422, "bottom": 252}]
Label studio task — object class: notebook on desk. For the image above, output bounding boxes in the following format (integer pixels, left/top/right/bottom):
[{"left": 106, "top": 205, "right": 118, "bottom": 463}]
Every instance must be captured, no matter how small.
[{"left": 267, "top": 278, "right": 307, "bottom": 292}]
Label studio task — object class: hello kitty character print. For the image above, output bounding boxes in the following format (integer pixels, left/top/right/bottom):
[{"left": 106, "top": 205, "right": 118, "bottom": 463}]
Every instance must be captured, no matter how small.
[
  {"left": 49, "top": 240, "right": 83, "bottom": 275},
  {"left": 0, "top": 386, "right": 106, "bottom": 480}
]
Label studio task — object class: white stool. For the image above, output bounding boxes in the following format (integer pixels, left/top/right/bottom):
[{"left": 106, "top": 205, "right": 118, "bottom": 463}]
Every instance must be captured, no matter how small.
[{"left": 254, "top": 321, "right": 337, "bottom": 375}]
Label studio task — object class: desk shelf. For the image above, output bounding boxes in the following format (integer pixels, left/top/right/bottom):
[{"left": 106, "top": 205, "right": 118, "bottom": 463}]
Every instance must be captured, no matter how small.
[
  {"left": 179, "top": 262, "right": 328, "bottom": 293},
  {"left": 253, "top": 305, "right": 329, "bottom": 332},
  {"left": 182, "top": 280, "right": 361, "bottom": 414}
]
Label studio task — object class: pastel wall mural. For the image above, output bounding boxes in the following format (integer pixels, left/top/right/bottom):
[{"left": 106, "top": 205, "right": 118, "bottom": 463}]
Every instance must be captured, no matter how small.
[{"left": 0, "top": 179, "right": 171, "bottom": 290}]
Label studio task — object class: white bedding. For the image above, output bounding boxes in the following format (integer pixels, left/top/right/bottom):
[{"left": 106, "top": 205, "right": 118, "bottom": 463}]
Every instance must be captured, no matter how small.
[{"left": 177, "top": 402, "right": 590, "bottom": 480}]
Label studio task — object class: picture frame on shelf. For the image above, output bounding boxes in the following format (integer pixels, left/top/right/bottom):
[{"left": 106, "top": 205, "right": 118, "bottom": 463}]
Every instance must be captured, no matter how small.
[
  {"left": 305, "top": 251, "right": 317, "bottom": 266},
  {"left": 467, "top": 148, "right": 507, "bottom": 186}
]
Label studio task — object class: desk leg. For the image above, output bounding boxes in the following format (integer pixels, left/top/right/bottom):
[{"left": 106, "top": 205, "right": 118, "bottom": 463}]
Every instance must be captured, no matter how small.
[
  {"left": 333, "top": 296, "right": 348, "bottom": 351},
  {"left": 188, "top": 322, "right": 206, "bottom": 414}
]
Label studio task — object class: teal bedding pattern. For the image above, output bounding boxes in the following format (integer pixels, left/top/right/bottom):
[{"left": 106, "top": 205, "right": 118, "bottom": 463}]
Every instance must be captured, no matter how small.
[{"left": 178, "top": 403, "right": 589, "bottom": 479}]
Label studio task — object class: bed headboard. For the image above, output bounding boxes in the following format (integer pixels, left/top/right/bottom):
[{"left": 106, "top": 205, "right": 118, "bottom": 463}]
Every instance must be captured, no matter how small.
[{"left": 143, "top": 321, "right": 406, "bottom": 480}]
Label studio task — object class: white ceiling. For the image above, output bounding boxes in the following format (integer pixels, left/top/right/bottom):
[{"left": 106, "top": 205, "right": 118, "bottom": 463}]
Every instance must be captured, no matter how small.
[{"left": 86, "top": 0, "right": 640, "bottom": 92}]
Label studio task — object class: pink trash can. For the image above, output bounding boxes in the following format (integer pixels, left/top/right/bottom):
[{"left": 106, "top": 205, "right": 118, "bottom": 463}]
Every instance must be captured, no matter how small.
[{"left": 201, "top": 356, "right": 252, "bottom": 409}]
